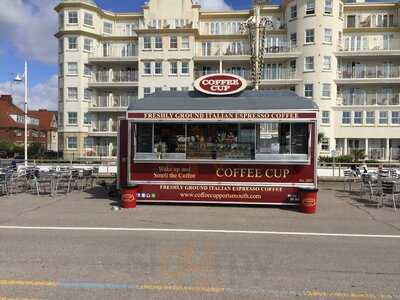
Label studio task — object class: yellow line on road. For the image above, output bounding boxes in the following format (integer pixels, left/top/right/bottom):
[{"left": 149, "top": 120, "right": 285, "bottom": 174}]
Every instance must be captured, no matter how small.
[
  {"left": 0, "top": 297, "right": 40, "bottom": 300},
  {"left": 137, "top": 284, "right": 225, "bottom": 294},
  {"left": 0, "top": 280, "right": 56, "bottom": 287},
  {"left": 305, "top": 290, "right": 393, "bottom": 299}
]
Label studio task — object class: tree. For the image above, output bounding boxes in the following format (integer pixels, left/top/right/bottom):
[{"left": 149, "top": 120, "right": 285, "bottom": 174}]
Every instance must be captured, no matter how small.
[
  {"left": 350, "top": 149, "right": 365, "bottom": 163},
  {"left": 28, "top": 143, "right": 45, "bottom": 158}
]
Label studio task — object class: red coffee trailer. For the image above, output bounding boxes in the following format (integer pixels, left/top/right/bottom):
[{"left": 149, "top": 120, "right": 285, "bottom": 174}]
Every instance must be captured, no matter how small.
[{"left": 118, "top": 89, "right": 319, "bottom": 209}]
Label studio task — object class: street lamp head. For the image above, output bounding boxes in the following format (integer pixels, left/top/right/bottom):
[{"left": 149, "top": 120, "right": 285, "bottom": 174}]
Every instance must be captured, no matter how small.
[{"left": 14, "top": 74, "right": 23, "bottom": 83}]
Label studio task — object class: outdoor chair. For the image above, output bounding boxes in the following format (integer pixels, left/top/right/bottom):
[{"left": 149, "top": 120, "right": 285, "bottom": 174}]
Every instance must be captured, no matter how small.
[
  {"left": 366, "top": 179, "right": 384, "bottom": 208},
  {"left": 33, "top": 172, "right": 55, "bottom": 196},
  {"left": 343, "top": 169, "right": 356, "bottom": 191},
  {"left": 381, "top": 180, "right": 400, "bottom": 210},
  {"left": 6, "top": 172, "right": 27, "bottom": 195},
  {"left": 389, "top": 169, "right": 398, "bottom": 178},
  {"left": 379, "top": 169, "right": 390, "bottom": 178},
  {"left": 54, "top": 171, "right": 72, "bottom": 195},
  {"left": 0, "top": 173, "right": 7, "bottom": 196}
]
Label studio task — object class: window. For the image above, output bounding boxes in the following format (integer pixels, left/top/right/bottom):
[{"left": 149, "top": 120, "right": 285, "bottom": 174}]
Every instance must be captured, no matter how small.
[
  {"left": 322, "top": 83, "right": 331, "bottom": 98},
  {"left": 202, "top": 42, "right": 212, "bottom": 56},
  {"left": 290, "top": 60, "right": 296, "bottom": 72},
  {"left": 347, "top": 15, "right": 356, "bottom": 28},
  {"left": 290, "top": 33, "right": 297, "bottom": 48},
  {"left": 84, "top": 38, "right": 92, "bottom": 51},
  {"left": 59, "top": 63, "right": 64, "bottom": 76},
  {"left": 306, "top": 0, "right": 315, "bottom": 15},
  {"left": 84, "top": 64, "right": 92, "bottom": 76},
  {"left": 322, "top": 111, "right": 330, "bottom": 124},
  {"left": 83, "top": 112, "right": 91, "bottom": 125},
  {"left": 366, "top": 111, "right": 375, "bottom": 124},
  {"left": 290, "top": 5, "right": 297, "bottom": 19},
  {"left": 67, "top": 137, "right": 77, "bottom": 149},
  {"left": 143, "top": 36, "right": 152, "bottom": 49},
  {"left": 354, "top": 111, "right": 363, "bottom": 124},
  {"left": 339, "top": 2, "right": 344, "bottom": 18},
  {"left": 84, "top": 137, "right": 93, "bottom": 149},
  {"left": 59, "top": 39, "right": 64, "bottom": 53},
  {"left": 84, "top": 88, "right": 92, "bottom": 100},
  {"left": 155, "top": 87, "right": 163, "bottom": 93},
  {"left": 324, "top": 28, "right": 333, "bottom": 43},
  {"left": 68, "top": 37, "right": 78, "bottom": 50},
  {"left": 170, "top": 87, "right": 178, "bottom": 92},
  {"left": 68, "top": 112, "right": 78, "bottom": 125},
  {"left": 342, "top": 111, "right": 351, "bottom": 124},
  {"left": 144, "top": 62, "right": 152, "bottom": 75},
  {"left": 170, "top": 61, "right": 178, "bottom": 74},
  {"left": 181, "top": 62, "right": 189, "bottom": 75},
  {"left": 321, "top": 138, "right": 330, "bottom": 151},
  {"left": 324, "top": 0, "right": 333, "bottom": 14},
  {"left": 304, "top": 84, "right": 313, "bottom": 98},
  {"left": 67, "top": 87, "right": 78, "bottom": 100},
  {"left": 59, "top": 12, "right": 64, "bottom": 27},
  {"left": 68, "top": 11, "right": 78, "bottom": 24},
  {"left": 323, "top": 56, "right": 332, "bottom": 70},
  {"left": 143, "top": 87, "right": 151, "bottom": 96},
  {"left": 170, "top": 36, "right": 178, "bottom": 49},
  {"left": 155, "top": 36, "right": 162, "bottom": 49},
  {"left": 103, "top": 22, "right": 113, "bottom": 34},
  {"left": 155, "top": 62, "right": 162, "bottom": 75},
  {"left": 67, "top": 62, "right": 78, "bottom": 75},
  {"left": 304, "top": 56, "right": 314, "bottom": 71},
  {"left": 182, "top": 36, "right": 189, "bottom": 49},
  {"left": 391, "top": 111, "right": 400, "bottom": 124},
  {"left": 305, "top": 29, "right": 314, "bottom": 44},
  {"left": 84, "top": 13, "right": 93, "bottom": 26},
  {"left": 379, "top": 111, "right": 389, "bottom": 124}
]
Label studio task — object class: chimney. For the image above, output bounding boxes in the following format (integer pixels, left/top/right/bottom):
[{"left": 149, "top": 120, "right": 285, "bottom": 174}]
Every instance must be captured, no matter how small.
[{"left": 0, "top": 95, "right": 13, "bottom": 104}]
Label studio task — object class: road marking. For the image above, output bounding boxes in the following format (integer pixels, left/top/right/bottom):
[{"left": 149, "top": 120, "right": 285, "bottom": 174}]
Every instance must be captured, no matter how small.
[
  {"left": 0, "top": 280, "right": 395, "bottom": 299},
  {"left": 0, "top": 280, "right": 56, "bottom": 287},
  {"left": 0, "top": 225, "right": 400, "bottom": 239},
  {"left": 138, "top": 284, "right": 224, "bottom": 293}
]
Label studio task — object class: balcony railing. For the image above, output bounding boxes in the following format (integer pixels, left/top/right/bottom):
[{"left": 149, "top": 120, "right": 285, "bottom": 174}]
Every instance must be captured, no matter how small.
[
  {"left": 345, "top": 15, "right": 397, "bottom": 29},
  {"left": 92, "top": 70, "right": 138, "bottom": 83},
  {"left": 338, "top": 38, "right": 400, "bottom": 52},
  {"left": 89, "top": 45, "right": 138, "bottom": 59},
  {"left": 83, "top": 145, "right": 117, "bottom": 158},
  {"left": 262, "top": 69, "right": 297, "bottom": 80},
  {"left": 92, "top": 120, "right": 118, "bottom": 133},
  {"left": 338, "top": 66, "right": 400, "bottom": 79},
  {"left": 92, "top": 95, "right": 137, "bottom": 108},
  {"left": 338, "top": 92, "right": 400, "bottom": 106}
]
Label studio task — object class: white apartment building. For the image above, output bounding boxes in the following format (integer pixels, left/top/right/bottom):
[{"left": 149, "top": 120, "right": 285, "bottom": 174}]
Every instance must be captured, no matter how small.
[{"left": 55, "top": 0, "right": 400, "bottom": 161}]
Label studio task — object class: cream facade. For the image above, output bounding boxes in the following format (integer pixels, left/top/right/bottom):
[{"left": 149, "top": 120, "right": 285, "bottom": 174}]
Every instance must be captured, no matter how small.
[{"left": 55, "top": 0, "right": 400, "bottom": 161}]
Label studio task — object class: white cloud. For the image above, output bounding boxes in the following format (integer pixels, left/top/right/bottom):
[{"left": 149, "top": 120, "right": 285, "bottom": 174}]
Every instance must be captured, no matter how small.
[
  {"left": 197, "top": 0, "right": 231, "bottom": 11},
  {"left": 0, "top": 74, "right": 58, "bottom": 111},
  {"left": 0, "top": 0, "right": 58, "bottom": 64}
]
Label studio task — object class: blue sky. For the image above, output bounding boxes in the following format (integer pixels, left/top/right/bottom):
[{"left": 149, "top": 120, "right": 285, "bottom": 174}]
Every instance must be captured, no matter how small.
[{"left": 0, "top": 0, "right": 391, "bottom": 109}]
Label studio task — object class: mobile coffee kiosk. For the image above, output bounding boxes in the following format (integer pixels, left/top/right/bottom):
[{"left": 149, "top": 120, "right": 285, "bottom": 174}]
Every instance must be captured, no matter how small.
[{"left": 119, "top": 76, "right": 319, "bottom": 211}]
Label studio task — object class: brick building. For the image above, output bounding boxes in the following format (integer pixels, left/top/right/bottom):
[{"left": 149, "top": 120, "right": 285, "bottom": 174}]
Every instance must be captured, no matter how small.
[
  {"left": 0, "top": 95, "right": 47, "bottom": 149},
  {"left": 29, "top": 110, "right": 58, "bottom": 152}
]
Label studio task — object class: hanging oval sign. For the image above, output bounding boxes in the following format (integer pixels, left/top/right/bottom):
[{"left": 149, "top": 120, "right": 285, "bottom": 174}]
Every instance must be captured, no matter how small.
[{"left": 194, "top": 73, "right": 247, "bottom": 96}]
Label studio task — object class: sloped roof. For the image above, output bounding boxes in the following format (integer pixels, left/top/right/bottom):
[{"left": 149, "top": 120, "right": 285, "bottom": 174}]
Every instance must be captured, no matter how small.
[
  {"left": 0, "top": 95, "right": 40, "bottom": 129},
  {"left": 28, "top": 110, "right": 57, "bottom": 131},
  {"left": 128, "top": 90, "right": 319, "bottom": 111}
]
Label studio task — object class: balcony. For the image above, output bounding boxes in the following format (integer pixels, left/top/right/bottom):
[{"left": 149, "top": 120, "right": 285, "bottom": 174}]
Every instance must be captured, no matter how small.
[
  {"left": 336, "top": 65, "right": 400, "bottom": 84},
  {"left": 88, "top": 45, "right": 138, "bottom": 63},
  {"left": 89, "top": 70, "right": 139, "bottom": 88},
  {"left": 82, "top": 145, "right": 117, "bottom": 158},
  {"left": 345, "top": 14, "right": 397, "bottom": 30},
  {"left": 90, "top": 120, "right": 118, "bottom": 137},
  {"left": 263, "top": 45, "right": 300, "bottom": 60},
  {"left": 89, "top": 95, "right": 137, "bottom": 112},
  {"left": 337, "top": 92, "right": 400, "bottom": 106},
  {"left": 260, "top": 69, "right": 301, "bottom": 86},
  {"left": 336, "top": 37, "right": 400, "bottom": 57},
  {"left": 195, "top": 46, "right": 251, "bottom": 61}
]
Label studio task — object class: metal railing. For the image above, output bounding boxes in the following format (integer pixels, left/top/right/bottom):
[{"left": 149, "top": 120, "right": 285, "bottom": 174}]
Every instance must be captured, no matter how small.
[
  {"left": 92, "top": 70, "right": 138, "bottom": 83},
  {"left": 82, "top": 146, "right": 117, "bottom": 158},
  {"left": 338, "top": 92, "right": 400, "bottom": 106},
  {"left": 91, "top": 120, "right": 118, "bottom": 133},
  {"left": 262, "top": 69, "right": 297, "bottom": 80},
  {"left": 338, "top": 38, "right": 400, "bottom": 52},
  {"left": 338, "top": 66, "right": 400, "bottom": 79},
  {"left": 92, "top": 96, "right": 137, "bottom": 108},
  {"left": 90, "top": 45, "right": 138, "bottom": 58}
]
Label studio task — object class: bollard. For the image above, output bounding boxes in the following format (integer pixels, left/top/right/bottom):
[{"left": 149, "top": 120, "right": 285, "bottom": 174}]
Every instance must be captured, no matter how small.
[
  {"left": 299, "top": 187, "right": 318, "bottom": 214},
  {"left": 120, "top": 184, "right": 139, "bottom": 209}
]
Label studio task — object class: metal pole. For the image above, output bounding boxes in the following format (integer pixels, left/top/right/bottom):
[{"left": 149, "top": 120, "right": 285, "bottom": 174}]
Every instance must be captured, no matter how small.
[
  {"left": 254, "top": 4, "right": 260, "bottom": 91},
  {"left": 24, "top": 61, "right": 28, "bottom": 167}
]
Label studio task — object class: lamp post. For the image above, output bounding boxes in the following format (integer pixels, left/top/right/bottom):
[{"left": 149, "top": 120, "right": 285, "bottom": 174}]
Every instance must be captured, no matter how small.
[
  {"left": 14, "top": 61, "right": 29, "bottom": 167},
  {"left": 240, "top": 0, "right": 274, "bottom": 91}
]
